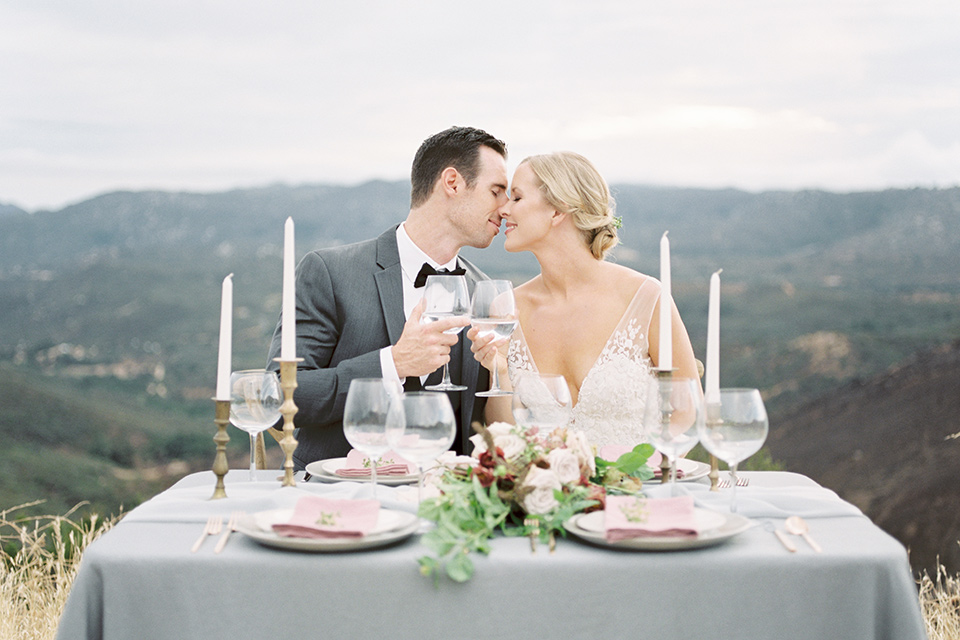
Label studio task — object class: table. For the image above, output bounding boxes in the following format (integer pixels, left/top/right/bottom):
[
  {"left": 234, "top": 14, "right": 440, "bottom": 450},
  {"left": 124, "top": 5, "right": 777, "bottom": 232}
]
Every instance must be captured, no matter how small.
[{"left": 56, "top": 470, "right": 927, "bottom": 640}]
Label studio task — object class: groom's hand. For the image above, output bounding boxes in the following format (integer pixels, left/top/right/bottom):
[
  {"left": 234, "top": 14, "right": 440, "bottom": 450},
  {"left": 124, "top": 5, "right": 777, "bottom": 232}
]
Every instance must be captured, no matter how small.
[{"left": 392, "top": 299, "right": 470, "bottom": 379}]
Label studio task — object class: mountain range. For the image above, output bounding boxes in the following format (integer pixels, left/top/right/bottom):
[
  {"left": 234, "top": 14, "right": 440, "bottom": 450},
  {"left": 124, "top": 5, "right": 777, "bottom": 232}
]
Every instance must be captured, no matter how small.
[{"left": 1, "top": 181, "right": 958, "bottom": 574}]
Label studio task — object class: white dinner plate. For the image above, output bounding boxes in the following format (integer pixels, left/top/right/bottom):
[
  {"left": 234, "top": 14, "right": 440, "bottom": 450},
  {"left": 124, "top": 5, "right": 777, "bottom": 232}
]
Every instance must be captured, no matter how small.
[
  {"left": 563, "top": 508, "right": 752, "bottom": 551},
  {"left": 304, "top": 458, "right": 419, "bottom": 486},
  {"left": 645, "top": 458, "right": 712, "bottom": 484},
  {"left": 236, "top": 508, "right": 419, "bottom": 552}
]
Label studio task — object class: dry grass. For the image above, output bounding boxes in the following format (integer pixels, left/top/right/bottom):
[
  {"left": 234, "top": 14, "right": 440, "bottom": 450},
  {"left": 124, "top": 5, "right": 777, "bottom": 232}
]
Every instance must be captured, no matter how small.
[
  {"left": 921, "top": 551, "right": 960, "bottom": 640},
  {"left": 1, "top": 502, "right": 958, "bottom": 638},
  {"left": 0, "top": 502, "right": 116, "bottom": 640}
]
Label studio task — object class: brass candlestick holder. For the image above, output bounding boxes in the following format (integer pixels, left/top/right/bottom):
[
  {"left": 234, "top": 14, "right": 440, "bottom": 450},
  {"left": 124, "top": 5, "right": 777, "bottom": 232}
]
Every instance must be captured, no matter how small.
[
  {"left": 211, "top": 398, "right": 230, "bottom": 499},
  {"left": 275, "top": 358, "right": 302, "bottom": 487}
]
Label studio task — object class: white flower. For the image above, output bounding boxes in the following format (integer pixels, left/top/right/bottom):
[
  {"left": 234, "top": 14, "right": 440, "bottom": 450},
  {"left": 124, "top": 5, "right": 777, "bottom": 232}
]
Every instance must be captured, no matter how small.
[
  {"left": 496, "top": 435, "right": 527, "bottom": 461},
  {"left": 546, "top": 448, "right": 581, "bottom": 485},
  {"left": 520, "top": 466, "right": 562, "bottom": 515},
  {"left": 468, "top": 433, "right": 486, "bottom": 458},
  {"left": 434, "top": 451, "right": 475, "bottom": 469},
  {"left": 568, "top": 430, "right": 597, "bottom": 477},
  {"left": 470, "top": 422, "right": 527, "bottom": 461}
]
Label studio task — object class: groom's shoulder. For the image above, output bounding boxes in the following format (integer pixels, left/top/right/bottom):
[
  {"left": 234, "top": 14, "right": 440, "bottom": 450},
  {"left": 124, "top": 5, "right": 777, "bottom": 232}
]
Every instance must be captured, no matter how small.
[{"left": 308, "top": 226, "right": 396, "bottom": 265}]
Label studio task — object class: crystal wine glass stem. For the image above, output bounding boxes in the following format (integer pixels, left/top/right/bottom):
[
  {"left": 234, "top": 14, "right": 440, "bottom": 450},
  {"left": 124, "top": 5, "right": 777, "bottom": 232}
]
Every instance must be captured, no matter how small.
[
  {"left": 248, "top": 433, "right": 257, "bottom": 482},
  {"left": 730, "top": 464, "right": 739, "bottom": 513},
  {"left": 416, "top": 464, "right": 425, "bottom": 507},
  {"left": 440, "top": 362, "right": 453, "bottom": 386},
  {"left": 370, "top": 458, "right": 378, "bottom": 501},
  {"left": 669, "top": 457, "right": 678, "bottom": 497},
  {"left": 415, "top": 464, "right": 432, "bottom": 533},
  {"left": 489, "top": 346, "right": 502, "bottom": 392}
]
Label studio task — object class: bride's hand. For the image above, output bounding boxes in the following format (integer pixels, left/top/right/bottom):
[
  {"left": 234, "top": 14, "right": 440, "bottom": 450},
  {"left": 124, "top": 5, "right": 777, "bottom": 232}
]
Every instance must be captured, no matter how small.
[{"left": 467, "top": 327, "right": 508, "bottom": 374}]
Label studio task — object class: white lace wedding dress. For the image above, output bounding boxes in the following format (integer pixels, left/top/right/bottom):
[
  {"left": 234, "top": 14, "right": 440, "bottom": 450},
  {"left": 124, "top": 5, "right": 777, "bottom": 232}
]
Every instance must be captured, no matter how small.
[{"left": 507, "top": 278, "right": 662, "bottom": 448}]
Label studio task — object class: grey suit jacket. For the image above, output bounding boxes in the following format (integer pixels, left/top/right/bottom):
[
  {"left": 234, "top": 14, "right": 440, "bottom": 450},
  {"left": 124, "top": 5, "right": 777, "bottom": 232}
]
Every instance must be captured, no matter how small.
[{"left": 266, "top": 225, "right": 488, "bottom": 469}]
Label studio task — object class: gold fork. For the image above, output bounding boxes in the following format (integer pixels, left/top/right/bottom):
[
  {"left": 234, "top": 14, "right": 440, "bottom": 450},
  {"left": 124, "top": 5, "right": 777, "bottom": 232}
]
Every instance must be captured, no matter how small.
[
  {"left": 191, "top": 515, "right": 223, "bottom": 553},
  {"left": 524, "top": 518, "right": 539, "bottom": 553},
  {"left": 717, "top": 475, "right": 750, "bottom": 489},
  {"left": 214, "top": 511, "right": 243, "bottom": 554}
]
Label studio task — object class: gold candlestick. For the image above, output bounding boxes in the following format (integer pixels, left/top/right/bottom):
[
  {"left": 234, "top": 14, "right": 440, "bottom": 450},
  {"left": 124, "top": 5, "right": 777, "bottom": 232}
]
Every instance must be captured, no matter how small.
[
  {"left": 275, "top": 358, "right": 302, "bottom": 487},
  {"left": 211, "top": 398, "right": 230, "bottom": 499},
  {"left": 709, "top": 455, "right": 720, "bottom": 491}
]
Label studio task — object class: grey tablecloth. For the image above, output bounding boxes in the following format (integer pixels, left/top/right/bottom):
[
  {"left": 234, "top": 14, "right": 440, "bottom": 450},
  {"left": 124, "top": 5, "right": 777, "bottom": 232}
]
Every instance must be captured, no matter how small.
[{"left": 56, "top": 470, "right": 927, "bottom": 640}]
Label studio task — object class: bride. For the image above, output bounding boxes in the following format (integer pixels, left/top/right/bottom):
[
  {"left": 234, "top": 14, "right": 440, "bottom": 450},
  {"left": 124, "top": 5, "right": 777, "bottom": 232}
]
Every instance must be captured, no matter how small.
[{"left": 468, "top": 151, "right": 701, "bottom": 448}]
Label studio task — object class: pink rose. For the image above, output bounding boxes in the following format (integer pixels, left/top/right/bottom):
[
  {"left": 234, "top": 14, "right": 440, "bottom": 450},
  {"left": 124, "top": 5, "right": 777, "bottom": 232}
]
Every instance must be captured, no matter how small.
[
  {"left": 546, "top": 448, "right": 581, "bottom": 485},
  {"left": 568, "top": 430, "right": 596, "bottom": 477},
  {"left": 520, "top": 466, "right": 562, "bottom": 515}
]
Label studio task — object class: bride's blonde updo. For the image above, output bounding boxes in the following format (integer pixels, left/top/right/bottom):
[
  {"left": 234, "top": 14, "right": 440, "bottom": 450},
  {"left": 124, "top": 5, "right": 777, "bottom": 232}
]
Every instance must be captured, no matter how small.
[{"left": 522, "top": 151, "right": 619, "bottom": 259}]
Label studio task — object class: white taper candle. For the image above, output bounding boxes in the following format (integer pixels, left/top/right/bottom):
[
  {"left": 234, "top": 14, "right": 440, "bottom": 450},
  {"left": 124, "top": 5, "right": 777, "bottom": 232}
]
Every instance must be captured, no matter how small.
[
  {"left": 215, "top": 273, "right": 233, "bottom": 400},
  {"left": 281, "top": 217, "right": 296, "bottom": 360},
  {"left": 659, "top": 231, "right": 673, "bottom": 371},
  {"left": 705, "top": 269, "right": 722, "bottom": 404}
]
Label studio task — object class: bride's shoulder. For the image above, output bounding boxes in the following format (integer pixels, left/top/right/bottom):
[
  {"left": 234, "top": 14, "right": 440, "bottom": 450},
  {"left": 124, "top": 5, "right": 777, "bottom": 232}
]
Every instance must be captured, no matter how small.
[{"left": 601, "top": 264, "right": 658, "bottom": 300}]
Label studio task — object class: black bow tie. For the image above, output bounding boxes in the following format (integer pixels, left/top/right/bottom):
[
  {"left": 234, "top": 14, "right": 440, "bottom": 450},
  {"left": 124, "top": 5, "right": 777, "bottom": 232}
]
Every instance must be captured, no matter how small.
[{"left": 414, "top": 262, "right": 466, "bottom": 288}]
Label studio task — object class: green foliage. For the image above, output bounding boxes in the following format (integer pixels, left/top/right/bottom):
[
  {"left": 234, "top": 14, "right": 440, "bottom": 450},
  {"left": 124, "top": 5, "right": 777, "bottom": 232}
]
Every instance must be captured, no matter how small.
[
  {"left": 594, "top": 443, "right": 656, "bottom": 482},
  {"left": 416, "top": 435, "right": 659, "bottom": 584},
  {"left": 418, "top": 470, "right": 599, "bottom": 584},
  {"left": 418, "top": 474, "right": 513, "bottom": 584}
]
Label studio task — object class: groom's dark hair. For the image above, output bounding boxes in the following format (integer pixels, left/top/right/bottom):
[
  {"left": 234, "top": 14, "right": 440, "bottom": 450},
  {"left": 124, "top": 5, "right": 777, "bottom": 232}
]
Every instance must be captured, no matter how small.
[{"left": 410, "top": 126, "right": 507, "bottom": 208}]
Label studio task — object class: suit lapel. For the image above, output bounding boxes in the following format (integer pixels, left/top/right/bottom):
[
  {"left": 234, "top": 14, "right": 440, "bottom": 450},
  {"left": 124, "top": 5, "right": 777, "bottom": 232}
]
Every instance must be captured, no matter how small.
[{"left": 374, "top": 227, "right": 405, "bottom": 344}]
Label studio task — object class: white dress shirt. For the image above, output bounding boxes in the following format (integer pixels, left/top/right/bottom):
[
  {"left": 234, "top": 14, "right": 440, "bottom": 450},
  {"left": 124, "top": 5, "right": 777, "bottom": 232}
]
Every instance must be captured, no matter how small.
[{"left": 378, "top": 223, "right": 460, "bottom": 385}]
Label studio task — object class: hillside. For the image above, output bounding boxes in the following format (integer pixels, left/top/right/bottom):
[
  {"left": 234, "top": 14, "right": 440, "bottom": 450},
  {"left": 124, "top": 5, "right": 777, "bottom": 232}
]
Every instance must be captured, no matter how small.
[
  {"left": 768, "top": 340, "right": 960, "bottom": 576},
  {"left": 0, "top": 364, "right": 264, "bottom": 517},
  {"left": 0, "top": 181, "right": 958, "bottom": 569}
]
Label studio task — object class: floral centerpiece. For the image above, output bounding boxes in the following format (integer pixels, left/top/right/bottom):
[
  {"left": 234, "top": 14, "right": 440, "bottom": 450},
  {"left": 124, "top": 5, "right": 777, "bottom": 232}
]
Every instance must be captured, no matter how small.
[{"left": 417, "top": 422, "right": 655, "bottom": 583}]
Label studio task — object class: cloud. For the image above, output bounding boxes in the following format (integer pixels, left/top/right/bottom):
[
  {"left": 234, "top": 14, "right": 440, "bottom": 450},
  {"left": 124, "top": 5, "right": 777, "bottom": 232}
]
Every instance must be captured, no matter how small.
[{"left": 1, "top": 0, "right": 959, "bottom": 209}]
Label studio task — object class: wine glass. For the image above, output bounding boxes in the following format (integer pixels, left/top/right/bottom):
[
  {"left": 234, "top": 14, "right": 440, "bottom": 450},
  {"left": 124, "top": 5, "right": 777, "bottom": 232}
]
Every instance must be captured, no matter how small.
[
  {"left": 470, "top": 279, "right": 518, "bottom": 397},
  {"left": 342, "top": 378, "right": 404, "bottom": 500},
  {"left": 421, "top": 275, "right": 470, "bottom": 391},
  {"left": 643, "top": 376, "right": 702, "bottom": 495},
  {"left": 229, "top": 369, "right": 283, "bottom": 482},
  {"left": 511, "top": 372, "right": 572, "bottom": 438},
  {"left": 697, "top": 388, "right": 769, "bottom": 512},
  {"left": 389, "top": 392, "right": 457, "bottom": 518}
]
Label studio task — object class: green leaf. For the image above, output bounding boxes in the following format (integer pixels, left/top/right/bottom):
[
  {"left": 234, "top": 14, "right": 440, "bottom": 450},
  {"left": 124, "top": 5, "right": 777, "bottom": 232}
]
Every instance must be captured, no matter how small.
[
  {"left": 417, "top": 555, "right": 441, "bottom": 587},
  {"left": 615, "top": 449, "right": 651, "bottom": 474},
  {"left": 418, "top": 499, "right": 443, "bottom": 520},
  {"left": 446, "top": 550, "right": 475, "bottom": 583}
]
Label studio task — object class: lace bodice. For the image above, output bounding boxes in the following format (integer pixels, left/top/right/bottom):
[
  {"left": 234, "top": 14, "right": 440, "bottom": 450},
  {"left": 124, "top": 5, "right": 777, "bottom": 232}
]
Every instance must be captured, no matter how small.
[{"left": 507, "top": 279, "right": 661, "bottom": 448}]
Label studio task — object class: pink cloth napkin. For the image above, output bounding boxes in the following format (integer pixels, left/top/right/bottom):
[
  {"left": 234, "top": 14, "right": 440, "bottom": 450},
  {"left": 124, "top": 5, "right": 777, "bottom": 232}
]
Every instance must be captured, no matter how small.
[
  {"left": 334, "top": 449, "right": 415, "bottom": 477},
  {"left": 604, "top": 495, "right": 699, "bottom": 542},
  {"left": 272, "top": 496, "right": 381, "bottom": 539}
]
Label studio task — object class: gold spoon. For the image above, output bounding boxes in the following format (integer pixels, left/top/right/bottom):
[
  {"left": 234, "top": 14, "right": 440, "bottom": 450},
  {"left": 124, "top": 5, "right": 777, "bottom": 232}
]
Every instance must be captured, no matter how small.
[{"left": 785, "top": 516, "right": 822, "bottom": 552}]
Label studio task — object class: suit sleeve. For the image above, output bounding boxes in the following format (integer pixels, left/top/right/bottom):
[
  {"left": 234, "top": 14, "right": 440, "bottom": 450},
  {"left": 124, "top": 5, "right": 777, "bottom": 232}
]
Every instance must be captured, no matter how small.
[{"left": 266, "top": 251, "right": 383, "bottom": 431}]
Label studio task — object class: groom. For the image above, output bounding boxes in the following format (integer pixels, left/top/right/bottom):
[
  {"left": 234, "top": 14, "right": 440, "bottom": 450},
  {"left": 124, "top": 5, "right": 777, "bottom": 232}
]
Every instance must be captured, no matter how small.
[{"left": 266, "top": 126, "right": 509, "bottom": 469}]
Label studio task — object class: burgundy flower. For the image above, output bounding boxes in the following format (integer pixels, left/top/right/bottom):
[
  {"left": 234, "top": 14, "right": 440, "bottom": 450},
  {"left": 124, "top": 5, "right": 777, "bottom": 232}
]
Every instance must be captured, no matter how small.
[
  {"left": 478, "top": 447, "right": 504, "bottom": 469},
  {"left": 473, "top": 466, "right": 496, "bottom": 488},
  {"left": 583, "top": 483, "right": 606, "bottom": 512}
]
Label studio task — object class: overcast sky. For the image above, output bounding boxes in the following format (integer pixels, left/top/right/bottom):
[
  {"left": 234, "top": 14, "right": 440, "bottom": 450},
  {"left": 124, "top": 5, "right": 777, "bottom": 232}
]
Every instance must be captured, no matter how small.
[{"left": 2, "top": 0, "right": 959, "bottom": 211}]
